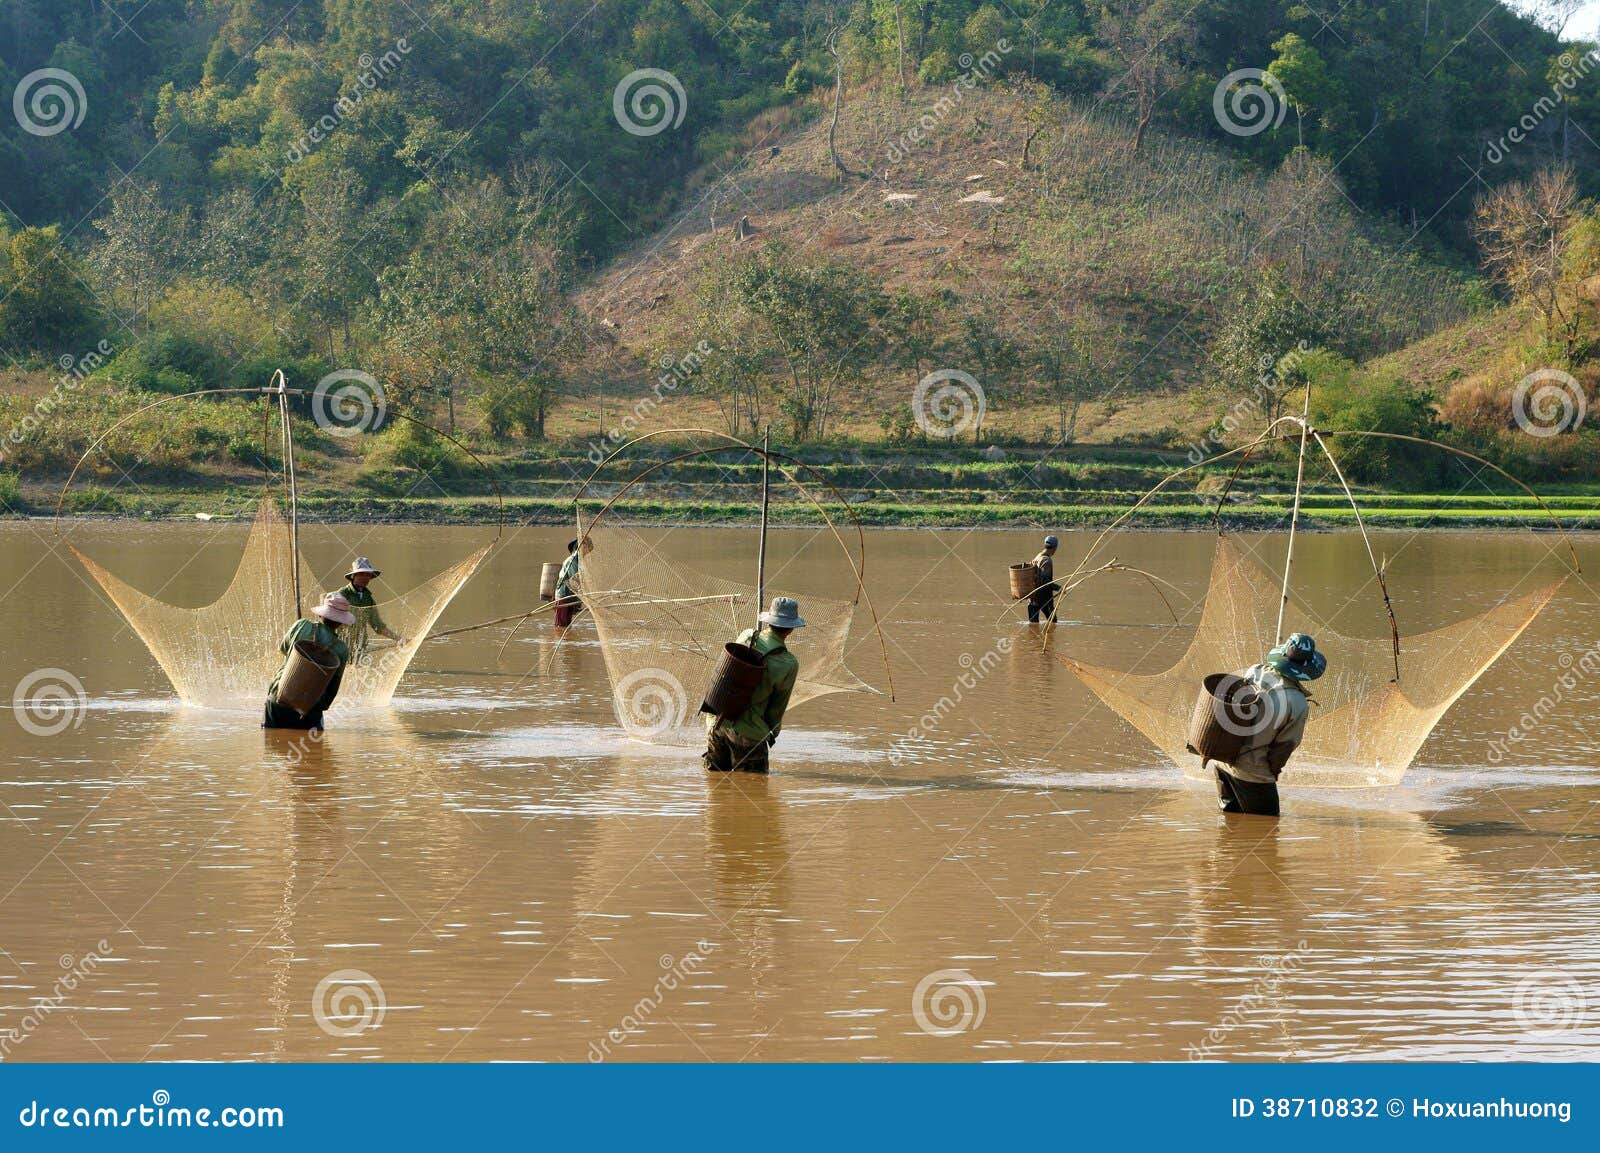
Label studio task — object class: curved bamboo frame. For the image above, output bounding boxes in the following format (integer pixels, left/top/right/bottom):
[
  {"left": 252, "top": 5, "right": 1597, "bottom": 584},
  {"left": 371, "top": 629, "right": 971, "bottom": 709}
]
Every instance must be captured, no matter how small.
[
  {"left": 572, "top": 428, "right": 895, "bottom": 701},
  {"left": 52, "top": 381, "right": 505, "bottom": 538}
]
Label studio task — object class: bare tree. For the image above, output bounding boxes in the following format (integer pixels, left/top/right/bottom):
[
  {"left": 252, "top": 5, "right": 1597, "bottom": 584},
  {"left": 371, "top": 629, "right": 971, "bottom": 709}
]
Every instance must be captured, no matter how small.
[
  {"left": 1473, "top": 166, "right": 1581, "bottom": 352},
  {"left": 826, "top": 24, "right": 867, "bottom": 179},
  {"left": 1096, "top": 0, "right": 1195, "bottom": 153}
]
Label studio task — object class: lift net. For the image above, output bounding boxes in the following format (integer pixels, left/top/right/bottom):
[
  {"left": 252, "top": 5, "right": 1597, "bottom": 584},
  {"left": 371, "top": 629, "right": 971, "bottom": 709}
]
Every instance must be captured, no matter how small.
[
  {"left": 72, "top": 495, "right": 489, "bottom": 708},
  {"left": 1065, "top": 537, "right": 1561, "bottom": 787},
  {"left": 575, "top": 516, "right": 872, "bottom": 745}
]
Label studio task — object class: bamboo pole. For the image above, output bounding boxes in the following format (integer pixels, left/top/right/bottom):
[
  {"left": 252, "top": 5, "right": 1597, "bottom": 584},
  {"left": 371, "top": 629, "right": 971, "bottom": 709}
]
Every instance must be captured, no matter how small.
[
  {"left": 1276, "top": 384, "right": 1313, "bottom": 645},
  {"left": 756, "top": 426, "right": 770, "bottom": 629},
  {"left": 274, "top": 371, "right": 302, "bottom": 618}
]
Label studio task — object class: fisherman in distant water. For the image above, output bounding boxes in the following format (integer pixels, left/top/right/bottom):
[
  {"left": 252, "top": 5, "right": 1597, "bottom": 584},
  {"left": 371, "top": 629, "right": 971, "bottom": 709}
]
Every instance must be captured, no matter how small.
[
  {"left": 337, "top": 557, "right": 406, "bottom": 665},
  {"left": 1211, "top": 633, "right": 1324, "bottom": 817},
  {"left": 704, "top": 597, "right": 803, "bottom": 774},
  {"left": 262, "top": 593, "right": 354, "bottom": 732},
  {"left": 1028, "top": 535, "right": 1059, "bottom": 624},
  {"left": 554, "top": 537, "right": 592, "bottom": 629}
]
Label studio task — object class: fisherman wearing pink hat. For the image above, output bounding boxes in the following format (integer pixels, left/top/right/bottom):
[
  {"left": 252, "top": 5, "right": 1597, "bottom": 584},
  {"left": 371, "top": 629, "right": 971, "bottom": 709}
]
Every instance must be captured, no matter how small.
[{"left": 262, "top": 592, "right": 355, "bottom": 731}]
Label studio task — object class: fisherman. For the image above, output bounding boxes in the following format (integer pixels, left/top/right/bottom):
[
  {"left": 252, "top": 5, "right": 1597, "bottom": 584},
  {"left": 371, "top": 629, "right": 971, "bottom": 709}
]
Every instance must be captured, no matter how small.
[
  {"left": 554, "top": 537, "right": 592, "bottom": 629},
  {"left": 262, "top": 592, "right": 354, "bottom": 732},
  {"left": 1211, "top": 632, "right": 1325, "bottom": 817},
  {"left": 1028, "top": 535, "right": 1059, "bottom": 624},
  {"left": 337, "top": 557, "right": 406, "bottom": 664},
  {"left": 703, "top": 597, "right": 803, "bottom": 774}
]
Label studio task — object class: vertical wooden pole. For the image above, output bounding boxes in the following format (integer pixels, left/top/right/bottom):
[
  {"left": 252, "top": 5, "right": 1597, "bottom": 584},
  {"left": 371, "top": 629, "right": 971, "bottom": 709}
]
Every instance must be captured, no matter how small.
[
  {"left": 275, "top": 372, "right": 302, "bottom": 619},
  {"left": 1276, "top": 381, "right": 1312, "bottom": 645},
  {"left": 756, "top": 427, "right": 770, "bottom": 631}
]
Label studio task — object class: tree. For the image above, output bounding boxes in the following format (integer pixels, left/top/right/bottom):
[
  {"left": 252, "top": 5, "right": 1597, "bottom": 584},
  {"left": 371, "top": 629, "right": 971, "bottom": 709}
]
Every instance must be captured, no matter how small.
[
  {"left": 959, "top": 309, "right": 1020, "bottom": 443},
  {"left": 0, "top": 226, "right": 103, "bottom": 355},
  {"left": 1473, "top": 166, "right": 1582, "bottom": 353},
  {"left": 90, "top": 179, "right": 189, "bottom": 334},
  {"left": 1267, "top": 34, "right": 1336, "bottom": 149},
  {"left": 1210, "top": 271, "right": 1330, "bottom": 426},
  {"left": 1096, "top": 0, "right": 1194, "bottom": 152}
]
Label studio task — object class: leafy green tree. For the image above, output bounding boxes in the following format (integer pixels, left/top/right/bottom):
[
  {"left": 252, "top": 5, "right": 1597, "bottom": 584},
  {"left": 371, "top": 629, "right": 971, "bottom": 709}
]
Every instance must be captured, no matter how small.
[{"left": 0, "top": 227, "right": 103, "bottom": 355}]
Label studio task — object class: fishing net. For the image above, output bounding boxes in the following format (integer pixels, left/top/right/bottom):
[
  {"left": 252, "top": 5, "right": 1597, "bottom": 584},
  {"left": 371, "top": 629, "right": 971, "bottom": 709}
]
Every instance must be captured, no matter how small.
[
  {"left": 72, "top": 495, "right": 489, "bottom": 708},
  {"left": 1065, "top": 537, "right": 1561, "bottom": 787},
  {"left": 574, "top": 515, "right": 873, "bottom": 746}
]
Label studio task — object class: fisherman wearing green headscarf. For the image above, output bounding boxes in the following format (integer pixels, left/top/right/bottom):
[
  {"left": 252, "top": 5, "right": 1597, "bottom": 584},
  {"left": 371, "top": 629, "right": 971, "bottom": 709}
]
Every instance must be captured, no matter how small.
[
  {"left": 1211, "top": 632, "right": 1325, "bottom": 817},
  {"left": 703, "top": 597, "right": 803, "bottom": 774}
]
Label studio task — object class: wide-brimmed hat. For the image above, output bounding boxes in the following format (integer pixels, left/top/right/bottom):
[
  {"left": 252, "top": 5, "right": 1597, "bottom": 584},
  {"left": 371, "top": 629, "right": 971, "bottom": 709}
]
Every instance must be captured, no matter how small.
[
  {"left": 759, "top": 596, "right": 806, "bottom": 630},
  {"left": 311, "top": 592, "right": 357, "bottom": 626},
  {"left": 1266, "top": 632, "right": 1325, "bottom": 681},
  {"left": 345, "top": 557, "right": 381, "bottom": 580}
]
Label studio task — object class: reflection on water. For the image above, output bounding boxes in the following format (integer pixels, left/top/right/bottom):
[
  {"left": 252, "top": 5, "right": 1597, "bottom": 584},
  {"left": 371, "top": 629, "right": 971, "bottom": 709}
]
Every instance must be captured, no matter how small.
[{"left": 1, "top": 522, "right": 1598, "bottom": 1060}]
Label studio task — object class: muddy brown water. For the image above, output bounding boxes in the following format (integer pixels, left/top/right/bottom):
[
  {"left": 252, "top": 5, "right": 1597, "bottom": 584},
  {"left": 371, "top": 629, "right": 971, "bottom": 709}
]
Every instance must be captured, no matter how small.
[{"left": 2, "top": 518, "right": 1599, "bottom": 1061}]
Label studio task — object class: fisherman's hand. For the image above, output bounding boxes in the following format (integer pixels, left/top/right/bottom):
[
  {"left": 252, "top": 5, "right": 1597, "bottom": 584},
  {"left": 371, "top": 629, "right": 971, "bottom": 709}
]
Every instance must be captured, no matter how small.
[{"left": 767, "top": 734, "right": 777, "bottom": 748}]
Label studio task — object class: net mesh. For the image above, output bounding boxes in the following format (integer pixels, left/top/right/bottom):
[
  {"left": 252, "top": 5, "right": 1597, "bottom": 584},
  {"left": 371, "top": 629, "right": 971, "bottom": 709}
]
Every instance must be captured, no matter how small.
[
  {"left": 574, "top": 515, "right": 871, "bottom": 745},
  {"left": 1065, "top": 536, "right": 1561, "bottom": 787},
  {"left": 72, "top": 495, "right": 489, "bottom": 708}
]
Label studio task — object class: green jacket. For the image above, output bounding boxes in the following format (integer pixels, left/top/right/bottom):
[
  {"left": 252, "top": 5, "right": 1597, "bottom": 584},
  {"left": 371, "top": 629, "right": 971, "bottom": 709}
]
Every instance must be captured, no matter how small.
[
  {"left": 555, "top": 552, "right": 581, "bottom": 600},
  {"left": 267, "top": 618, "right": 349, "bottom": 707},
  {"left": 337, "top": 582, "right": 393, "bottom": 652},
  {"left": 717, "top": 626, "right": 799, "bottom": 745}
]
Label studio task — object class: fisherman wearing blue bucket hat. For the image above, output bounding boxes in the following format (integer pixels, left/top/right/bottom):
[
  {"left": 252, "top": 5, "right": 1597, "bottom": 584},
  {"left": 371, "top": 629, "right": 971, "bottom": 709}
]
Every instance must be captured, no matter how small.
[
  {"left": 1212, "top": 632, "right": 1325, "bottom": 816},
  {"left": 1028, "top": 535, "right": 1060, "bottom": 625}
]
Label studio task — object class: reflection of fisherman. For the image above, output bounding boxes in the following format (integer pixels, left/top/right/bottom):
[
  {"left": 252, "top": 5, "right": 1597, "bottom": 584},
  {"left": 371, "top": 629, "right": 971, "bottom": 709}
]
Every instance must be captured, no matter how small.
[
  {"left": 703, "top": 597, "right": 803, "bottom": 775},
  {"left": 554, "top": 537, "right": 592, "bottom": 629},
  {"left": 262, "top": 593, "right": 353, "bottom": 732},
  {"left": 337, "top": 557, "right": 406, "bottom": 664},
  {"left": 1211, "top": 633, "right": 1324, "bottom": 817},
  {"left": 1028, "top": 535, "right": 1058, "bottom": 624}
]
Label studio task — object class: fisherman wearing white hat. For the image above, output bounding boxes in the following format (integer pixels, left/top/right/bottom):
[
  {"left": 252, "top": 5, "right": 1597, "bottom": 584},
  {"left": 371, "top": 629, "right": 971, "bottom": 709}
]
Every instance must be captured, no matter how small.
[
  {"left": 262, "top": 592, "right": 355, "bottom": 731},
  {"left": 703, "top": 597, "right": 804, "bottom": 774},
  {"left": 337, "top": 557, "right": 406, "bottom": 664}
]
